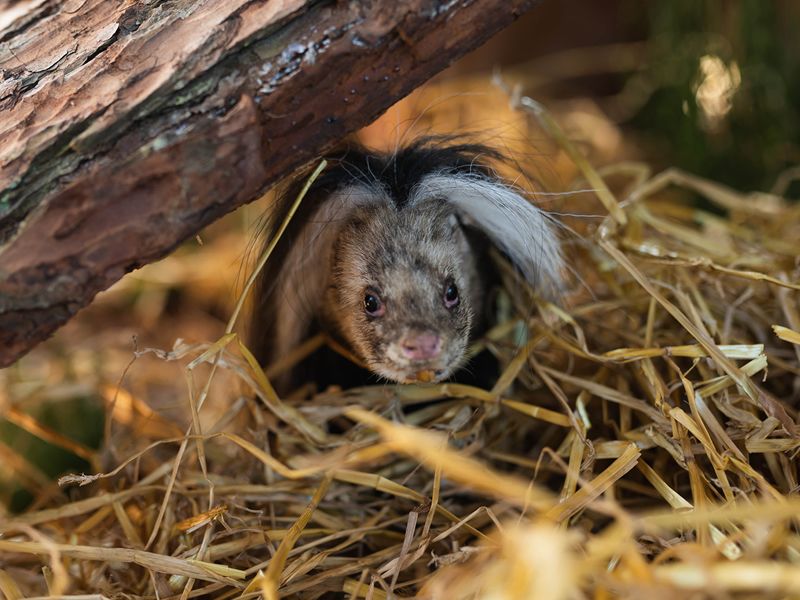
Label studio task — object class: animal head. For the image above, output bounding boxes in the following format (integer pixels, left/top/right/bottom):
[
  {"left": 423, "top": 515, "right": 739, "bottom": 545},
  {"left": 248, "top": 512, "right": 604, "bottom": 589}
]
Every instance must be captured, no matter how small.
[{"left": 328, "top": 201, "right": 478, "bottom": 383}]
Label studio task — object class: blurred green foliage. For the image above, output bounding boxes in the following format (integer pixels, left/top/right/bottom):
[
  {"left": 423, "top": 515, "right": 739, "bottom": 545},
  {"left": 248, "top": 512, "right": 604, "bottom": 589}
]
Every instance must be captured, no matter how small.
[
  {"left": 0, "top": 396, "right": 104, "bottom": 512},
  {"left": 630, "top": 1, "right": 800, "bottom": 193}
]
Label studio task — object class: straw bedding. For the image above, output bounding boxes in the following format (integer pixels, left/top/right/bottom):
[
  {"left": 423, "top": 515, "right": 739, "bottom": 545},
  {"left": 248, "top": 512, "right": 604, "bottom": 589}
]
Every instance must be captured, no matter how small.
[{"left": 0, "top": 95, "right": 799, "bottom": 600}]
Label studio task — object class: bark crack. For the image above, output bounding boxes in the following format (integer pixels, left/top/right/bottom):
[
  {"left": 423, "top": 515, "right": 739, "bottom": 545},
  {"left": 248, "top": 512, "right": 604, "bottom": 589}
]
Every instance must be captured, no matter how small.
[{"left": 81, "top": 27, "right": 120, "bottom": 66}]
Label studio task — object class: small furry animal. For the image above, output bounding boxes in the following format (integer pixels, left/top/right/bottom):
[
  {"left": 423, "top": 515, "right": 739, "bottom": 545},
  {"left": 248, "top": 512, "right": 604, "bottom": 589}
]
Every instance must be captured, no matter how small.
[{"left": 249, "top": 138, "right": 563, "bottom": 391}]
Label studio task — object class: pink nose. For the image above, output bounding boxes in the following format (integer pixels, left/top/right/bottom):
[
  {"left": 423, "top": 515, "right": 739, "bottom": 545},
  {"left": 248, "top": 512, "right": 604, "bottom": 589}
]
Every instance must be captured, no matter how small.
[{"left": 400, "top": 332, "right": 442, "bottom": 360}]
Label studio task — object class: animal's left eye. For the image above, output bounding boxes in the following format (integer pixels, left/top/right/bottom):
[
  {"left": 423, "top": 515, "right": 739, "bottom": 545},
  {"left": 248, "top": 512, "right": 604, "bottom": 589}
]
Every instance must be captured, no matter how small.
[{"left": 443, "top": 281, "right": 459, "bottom": 309}]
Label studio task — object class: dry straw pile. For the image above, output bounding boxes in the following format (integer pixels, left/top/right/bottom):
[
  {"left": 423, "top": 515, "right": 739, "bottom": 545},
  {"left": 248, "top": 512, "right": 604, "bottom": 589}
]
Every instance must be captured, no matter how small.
[{"left": 1, "top": 96, "right": 799, "bottom": 600}]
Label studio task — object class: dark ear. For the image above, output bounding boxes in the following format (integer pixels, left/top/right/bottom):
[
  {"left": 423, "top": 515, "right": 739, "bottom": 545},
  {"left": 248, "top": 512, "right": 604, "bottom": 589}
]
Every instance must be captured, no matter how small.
[{"left": 413, "top": 174, "right": 564, "bottom": 298}]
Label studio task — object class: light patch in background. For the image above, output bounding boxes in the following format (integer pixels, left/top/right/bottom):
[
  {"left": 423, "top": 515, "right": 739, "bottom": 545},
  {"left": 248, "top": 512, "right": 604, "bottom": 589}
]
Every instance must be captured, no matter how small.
[{"left": 694, "top": 54, "right": 741, "bottom": 132}]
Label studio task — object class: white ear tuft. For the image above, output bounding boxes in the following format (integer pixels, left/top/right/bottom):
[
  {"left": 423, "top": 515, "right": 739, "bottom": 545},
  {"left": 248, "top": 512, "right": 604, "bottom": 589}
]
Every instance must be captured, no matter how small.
[{"left": 411, "top": 173, "right": 564, "bottom": 298}]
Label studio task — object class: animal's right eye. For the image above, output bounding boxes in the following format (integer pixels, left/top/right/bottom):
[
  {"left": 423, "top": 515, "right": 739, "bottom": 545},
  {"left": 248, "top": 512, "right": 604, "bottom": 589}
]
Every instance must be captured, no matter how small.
[
  {"left": 364, "top": 291, "right": 384, "bottom": 317},
  {"left": 443, "top": 281, "right": 459, "bottom": 309}
]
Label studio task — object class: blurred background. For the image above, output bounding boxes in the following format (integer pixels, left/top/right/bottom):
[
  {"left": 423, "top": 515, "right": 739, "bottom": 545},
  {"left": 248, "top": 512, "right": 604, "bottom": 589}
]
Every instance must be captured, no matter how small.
[{"left": 2, "top": 0, "right": 799, "bottom": 513}]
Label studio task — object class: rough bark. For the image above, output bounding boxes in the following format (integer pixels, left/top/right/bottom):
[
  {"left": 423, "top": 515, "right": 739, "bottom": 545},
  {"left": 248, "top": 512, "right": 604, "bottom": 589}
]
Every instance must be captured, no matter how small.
[{"left": 0, "top": 0, "right": 538, "bottom": 366}]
